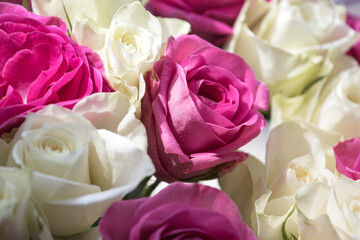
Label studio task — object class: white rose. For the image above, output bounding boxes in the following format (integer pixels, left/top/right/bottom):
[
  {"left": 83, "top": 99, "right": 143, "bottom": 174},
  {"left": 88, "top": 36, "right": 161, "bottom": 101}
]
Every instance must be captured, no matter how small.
[
  {"left": 295, "top": 182, "right": 340, "bottom": 240},
  {"left": 272, "top": 66, "right": 360, "bottom": 139},
  {"left": 328, "top": 178, "right": 360, "bottom": 239},
  {"left": 257, "top": 120, "right": 339, "bottom": 239},
  {"left": 296, "top": 178, "right": 360, "bottom": 240},
  {"left": 72, "top": 2, "right": 190, "bottom": 114},
  {"left": 226, "top": 0, "right": 358, "bottom": 97},
  {"left": 220, "top": 120, "right": 340, "bottom": 239},
  {"left": 31, "top": 0, "right": 137, "bottom": 29},
  {"left": 32, "top": 0, "right": 190, "bottom": 115},
  {"left": 4, "top": 93, "right": 155, "bottom": 236},
  {"left": 0, "top": 167, "right": 52, "bottom": 240}
]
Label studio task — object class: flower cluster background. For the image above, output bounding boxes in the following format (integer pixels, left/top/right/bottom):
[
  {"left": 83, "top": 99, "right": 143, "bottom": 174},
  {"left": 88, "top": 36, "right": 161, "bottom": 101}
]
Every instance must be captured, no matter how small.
[{"left": 1, "top": 0, "right": 360, "bottom": 239}]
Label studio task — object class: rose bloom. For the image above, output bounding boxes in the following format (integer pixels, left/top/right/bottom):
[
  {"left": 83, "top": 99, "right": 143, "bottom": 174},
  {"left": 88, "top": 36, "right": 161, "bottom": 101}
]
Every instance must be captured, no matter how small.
[
  {"left": 226, "top": 0, "right": 358, "bottom": 97},
  {"left": 141, "top": 34, "right": 269, "bottom": 181},
  {"left": 99, "top": 182, "right": 257, "bottom": 240},
  {"left": 0, "top": 3, "right": 112, "bottom": 136},
  {"left": 258, "top": 121, "right": 336, "bottom": 239},
  {"left": 0, "top": 167, "right": 52, "bottom": 240},
  {"left": 271, "top": 66, "right": 360, "bottom": 139},
  {"left": 296, "top": 178, "right": 360, "bottom": 240},
  {"left": 32, "top": 0, "right": 190, "bottom": 115},
  {"left": 220, "top": 120, "right": 339, "bottom": 239},
  {"left": 3, "top": 93, "right": 155, "bottom": 236},
  {"left": 145, "top": 0, "right": 245, "bottom": 46},
  {"left": 334, "top": 137, "right": 360, "bottom": 180}
]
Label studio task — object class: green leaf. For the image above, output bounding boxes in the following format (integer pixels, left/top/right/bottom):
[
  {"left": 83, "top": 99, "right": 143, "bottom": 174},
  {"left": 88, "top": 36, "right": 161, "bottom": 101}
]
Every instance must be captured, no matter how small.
[
  {"left": 61, "top": 0, "right": 73, "bottom": 37},
  {"left": 123, "top": 177, "right": 151, "bottom": 200},
  {"left": 22, "top": 0, "right": 29, "bottom": 10},
  {"left": 282, "top": 205, "right": 298, "bottom": 240},
  {"left": 184, "top": 162, "right": 234, "bottom": 182},
  {"left": 261, "top": 106, "right": 271, "bottom": 120},
  {"left": 141, "top": 179, "right": 161, "bottom": 197},
  {"left": 90, "top": 217, "right": 101, "bottom": 228}
]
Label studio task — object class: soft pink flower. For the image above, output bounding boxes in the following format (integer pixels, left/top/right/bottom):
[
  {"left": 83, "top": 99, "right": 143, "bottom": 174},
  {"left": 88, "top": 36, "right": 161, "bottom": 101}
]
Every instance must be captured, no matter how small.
[
  {"left": 334, "top": 137, "right": 360, "bottom": 180},
  {"left": 346, "top": 13, "right": 360, "bottom": 63},
  {"left": 141, "top": 35, "right": 269, "bottom": 181},
  {"left": 145, "top": 0, "right": 245, "bottom": 46},
  {"left": 0, "top": 3, "right": 112, "bottom": 136},
  {"left": 99, "top": 182, "right": 257, "bottom": 240}
]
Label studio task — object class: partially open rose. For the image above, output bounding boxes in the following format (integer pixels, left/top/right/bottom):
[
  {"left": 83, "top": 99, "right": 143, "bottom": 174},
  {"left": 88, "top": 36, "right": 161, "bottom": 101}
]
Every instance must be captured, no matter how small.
[
  {"left": 145, "top": 0, "right": 245, "bottom": 46},
  {"left": 0, "top": 3, "right": 112, "bottom": 136},
  {"left": 4, "top": 93, "right": 155, "bottom": 236},
  {"left": 142, "top": 34, "right": 269, "bottom": 181},
  {"left": 99, "top": 182, "right": 257, "bottom": 240}
]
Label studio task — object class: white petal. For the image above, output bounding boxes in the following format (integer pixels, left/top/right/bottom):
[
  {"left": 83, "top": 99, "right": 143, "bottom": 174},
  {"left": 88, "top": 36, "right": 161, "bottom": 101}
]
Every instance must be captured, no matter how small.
[
  {"left": 219, "top": 155, "right": 265, "bottom": 227},
  {"left": 295, "top": 182, "right": 339, "bottom": 239},
  {"left": 73, "top": 92, "right": 148, "bottom": 151},
  {"left": 158, "top": 17, "right": 191, "bottom": 43}
]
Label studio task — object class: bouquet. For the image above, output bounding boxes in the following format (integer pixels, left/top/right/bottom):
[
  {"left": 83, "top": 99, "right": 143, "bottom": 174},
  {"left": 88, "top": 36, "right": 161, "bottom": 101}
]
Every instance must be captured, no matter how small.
[{"left": 1, "top": 0, "right": 360, "bottom": 239}]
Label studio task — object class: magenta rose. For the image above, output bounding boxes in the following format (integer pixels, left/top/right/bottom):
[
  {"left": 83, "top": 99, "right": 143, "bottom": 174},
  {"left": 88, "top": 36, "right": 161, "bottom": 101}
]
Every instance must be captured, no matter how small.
[
  {"left": 141, "top": 35, "right": 269, "bottom": 181},
  {"left": 346, "top": 13, "right": 360, "bottom": 63},
  {"left": 334, "top": 138, "right": 360, "bottom": 180},
  {"left": 99, "top": 182, "right": 257, "bottom": 240},
  {"left": 0, "top": 3, "right": 112, "bottom": 136},
  {"left": 145, "top": 0, "right": 245, "bottom": 46}
]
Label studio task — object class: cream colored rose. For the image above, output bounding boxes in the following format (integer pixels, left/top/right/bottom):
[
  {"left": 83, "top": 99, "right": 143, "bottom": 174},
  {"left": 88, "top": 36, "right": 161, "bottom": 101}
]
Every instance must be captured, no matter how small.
[
  {"left": 4, "top": 93, "right": 155, "bottom": 236},
  {"left": 272, "top": 66, "right": 360, "bottom": 139},
  {"left": 32, "top": 0, "right": 190, "bottom": 115},
  {"left": 327, "top": 178, "right": 360, "bottom": 239},
  {"left": 31, "top": 0, "right": 137, "bottom": 29},
  {"left": 72, "top": 2, "right": 190, "bottom": 114},
  {"left": 220, "top": 120, "right": 340, "bottom": 239},
  {"left": 0, "top": 167, "right": 52, "bottom": 240},
  {"left": 295, "top": 182, "right": 339, "bottom": 240},
  {"left": 296, "top": 178, "right": 360, "bottom": 240},
  {"left": 226, "top": 0, "right": 358, "bottom": 97}
]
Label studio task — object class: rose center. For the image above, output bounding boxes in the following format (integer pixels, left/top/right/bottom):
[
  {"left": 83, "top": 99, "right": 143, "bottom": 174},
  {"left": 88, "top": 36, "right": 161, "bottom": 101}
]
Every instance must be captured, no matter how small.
[
  {"left": 114, "top": 27, "right": 145, "bottom": 53},
  {"left": 346, "top": 86, "right": 360, "bottom": 104},
  {"left": 197, "top": 81, "right": 224, "bottom": 103},
  {"left": 40, "top": 135, "right": 70, "bottom": 153},
  {"left": 346, "top": 198, "right": 360, "bottom": 218},
  {"left": 289, "top": 161, "right": 317, "bottom": 183}
]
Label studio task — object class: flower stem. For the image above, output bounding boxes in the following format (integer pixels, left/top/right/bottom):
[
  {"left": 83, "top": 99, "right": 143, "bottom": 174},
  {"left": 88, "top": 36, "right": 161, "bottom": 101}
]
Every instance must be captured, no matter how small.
[{"left": 142, "top": 179, "right": 161, "bottom": 197}]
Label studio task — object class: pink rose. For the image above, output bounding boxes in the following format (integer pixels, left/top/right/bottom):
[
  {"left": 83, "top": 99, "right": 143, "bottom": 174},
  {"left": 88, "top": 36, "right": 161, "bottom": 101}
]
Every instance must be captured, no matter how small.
[
  {"left": 99, "top": 182, "right": 257, "bottom": 240},
  {"left": 0, "top": 3, "right": 112, "bottom": 135},
  {"left": 346, "top": 13, "right": 360, "bottom": 63},
  {"left": 145, "top": 0, "right": 245, "bottom": 46},
  {"left": 334, "top": 138, "right": 360, "bottom": 180},
  {"left": 141, "top": 35, "right": 269, "bottom": 181}
]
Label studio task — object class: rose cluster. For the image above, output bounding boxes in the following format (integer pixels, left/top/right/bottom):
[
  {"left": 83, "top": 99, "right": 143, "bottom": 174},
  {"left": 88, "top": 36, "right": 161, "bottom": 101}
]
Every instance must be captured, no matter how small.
[
  {"left": 0, "top": 1, "right": 268, "bottom": 239},
  {"left": 5, "top": 0, "right": 360, "bottom": 239}
]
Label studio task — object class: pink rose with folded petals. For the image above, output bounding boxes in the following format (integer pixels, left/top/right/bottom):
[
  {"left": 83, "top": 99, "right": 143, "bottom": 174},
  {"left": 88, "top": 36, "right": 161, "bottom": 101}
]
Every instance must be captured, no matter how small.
[
  {"left": 334, "top": 138, "right": 360, "bottom": 180},
  {"left": 346, "top": 13, "right": 360, "bottom": 63},
  {"left": 145, "top": 0, "right": 245, "bottom": 46},
  {"left": 141, "top": 35, "right": 269, "bottom": 181},
  {"left": 99, "top": 182, "right": 257, "bottom": 240},
  {"left": 0, "top": 3, "right": 112, "bottom": 136}
]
